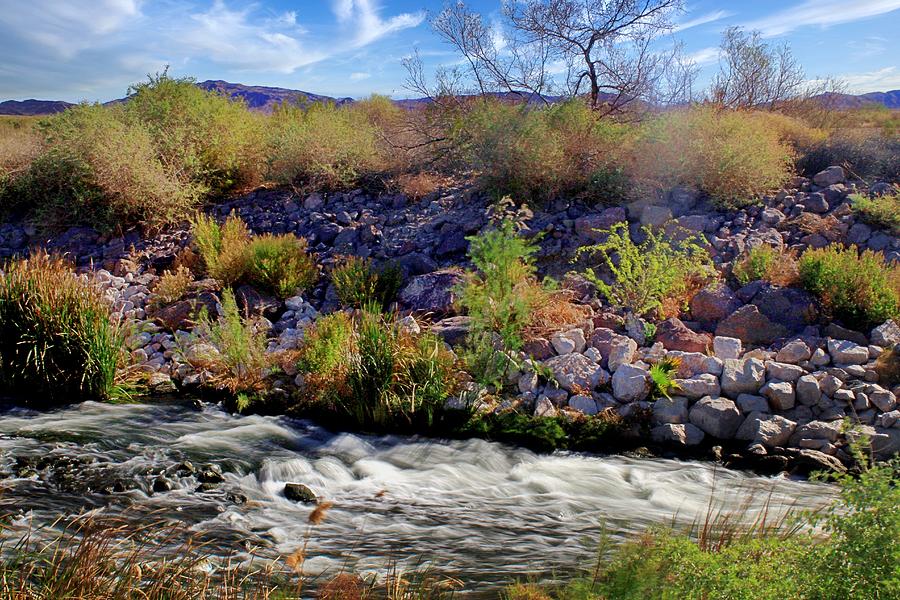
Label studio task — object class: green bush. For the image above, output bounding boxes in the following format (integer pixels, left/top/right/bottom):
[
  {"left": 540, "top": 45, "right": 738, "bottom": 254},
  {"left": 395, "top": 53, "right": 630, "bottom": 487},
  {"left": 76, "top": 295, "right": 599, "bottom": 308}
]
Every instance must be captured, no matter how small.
[
  {"left": 797, "top": 131, "right": 900, "bottom": 182},
  {"left": 330, "top": 255, "right": 403, "bottom": 310},
  {"left": 266, "top": 101, "right": 382, "bottom": 191},
  {"left": 192, "top": 213, "right": 252, "bottom": 286},
  {"left": 190, "top": 288, "right": 273, "bottom": 397},
  {"left": 246, "top": 234, "right": 317, "bottom": 299},
  {"left": 630, "top": 105, "right": 795, "bottom": 207},
  {"left": 850, "top": 191, "right": 900, "bottom": 235},
  {"left": 297, "top": 311, "right": 354, "bottom": 404},
  {"left": 458, "top": 218, "right": 545, "bottom": 351},
  {"left": 0, "top": 253, "right": 124, "bottom": 404},
  {"left": 575, "top": 222, "right": 715, "bottom": 317},
  {"left": 799, "top": 245, "right": 899, "bottom": 330}
]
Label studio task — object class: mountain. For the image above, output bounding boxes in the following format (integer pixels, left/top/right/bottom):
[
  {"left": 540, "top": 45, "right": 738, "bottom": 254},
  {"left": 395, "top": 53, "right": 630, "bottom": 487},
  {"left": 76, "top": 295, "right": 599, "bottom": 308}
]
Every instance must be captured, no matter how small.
[
  {"left": 815, "top": 90, "right": 900, "bottom": 109},
  {"left": 0, "top": 99, "right": 74, "bottom": 116},
  {"left": 195, "top": 80, "right": 353, "bottom": 112}
]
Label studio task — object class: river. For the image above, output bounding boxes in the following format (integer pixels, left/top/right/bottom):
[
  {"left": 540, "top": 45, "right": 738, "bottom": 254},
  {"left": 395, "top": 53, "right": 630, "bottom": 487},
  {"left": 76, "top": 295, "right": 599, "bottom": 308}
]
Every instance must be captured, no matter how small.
[{"left": 0, "top": 400, "right": 833, "bottom": 592}]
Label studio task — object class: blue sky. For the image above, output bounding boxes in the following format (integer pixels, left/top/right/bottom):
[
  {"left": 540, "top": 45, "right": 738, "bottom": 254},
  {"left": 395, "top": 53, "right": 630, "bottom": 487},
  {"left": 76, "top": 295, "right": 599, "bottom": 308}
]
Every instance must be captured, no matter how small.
[{"left": 1, "top": 0, "right": 899, "bottom": 102}]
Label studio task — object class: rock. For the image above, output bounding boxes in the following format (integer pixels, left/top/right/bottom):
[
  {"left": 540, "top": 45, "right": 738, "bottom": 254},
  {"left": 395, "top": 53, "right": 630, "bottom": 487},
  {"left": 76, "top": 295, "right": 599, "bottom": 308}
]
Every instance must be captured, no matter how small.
[
  {"left": 518, "top": 371, "right": 539, "bottom": 394},
  {"left": 543, "top": 353, "right": 609, "bottom": 393},
  {"left": 668, "top": 351, "right": 723, "bottom": 378},
  {"left": 568, "top": 395, "right": 598, "bottom": 415},
  {"left": 716, "top": 305, "right": 789, "bottom": 346},
  {"left": 607, "top": 336, "right": 638, "bottom": 372},
  {"left": 550, "top": 328, "right": 587, "bottom": 355},
  {"left": 736, "top": 394, "right": 770, "bottom": 414},
  {"left": 611, "top": 363, "right": 650, "bottom": 402},
  {"left": 534, "top": 396, "right": 558, "bottom": 417},
  {"left": 185, "top": 342, "right": 220, "bottom": 363},
  {"left": 146, "top": 372, "right": 177, "bottom": 395},
  {"left": 776, "top": 339, "right": 812, "bottom": 364},
  {"left": 655, "top": 318, "right": 712, "bottom": 353},
  {"left": 791, "top": 449, "right": 847, "bottom": 476},
  {"left": 152, "top": 477, "right": 174, "bottom": 493},
  {"left": 667, "top": 187, "right": 700, "bottom": 216},
  {"left": 590, "top": 328, "right": 636, "bottom": 370},
  {"left": 872, "top": 428, "right": 900, "bottom": 460},
  {"left": 827, "top": 339, "right": 869, "bottom": 365},
  {"left": 651, "top": 423, "right": 705, "bottom": 446},
  {"left": 235, "top": 285, "right": 280, "bottom": 316},
  {"left": 812, "top": 166, "right": 845, "bottom": 187},
  {"left": 796, "top": 375, "right": 821, "bottom": 406},
  {"left": 766, "top": 362, "right": 805, "bottom": 382},
  {"left": 126, "top": 332, "right": 152, "bottom": 351},
  {"left": 284, "top": 483, "right": 317, "bottom": 503},
  {"left": 523, "top": 337, "right": 554, "bottom": 360},
  {"left": 150, "top": 293, "right": 218, "bottom": 331},
  {"left": 713, "top": 336, "right": 742, "bottom": 360},
  {"left": 674, "top": 374, "right": 721, "bottom": 400},
  {"left": 804, "top": 192, "right": 829, "bottom": 214},
  {"left": 761, "top": 381, "right": 796, "bottom": 411},
  {"left": 574, "top": 207, "right": 626, "bottom": 242},
  {"left": 652, "top": 396, "right": 689, "bottom": 424},
  {"left": 736, "top": 413, "right": 797, "bottom": 448},
  {"left": 640, "top": 205, "right": 673, "bottom": 227},
  {"left": 824, "top": 323, "right": 869, "bottom": 346},
  {"left": 751, "top": 286, "right": 817, "bottom": 333},
  {"left": 871, "top": 320, "right": 900, "bottom": 347},
  {"left": 689, "top": 396, "right": 743, "bottom": 439},
  {"left": 867, "top": 385, "right": 897, "bottom": 412},
  {"left": 761, "top": 208, "right": 785, "bottom": 225},
  {"left": 847, "top": 222, "right": 872, "bottom": 245},
  {"left": 398, "top": 269, "right": 465, "bottom": 314},
  {"left": 720, "top": 358, "right": 766, "bottom": 397}
]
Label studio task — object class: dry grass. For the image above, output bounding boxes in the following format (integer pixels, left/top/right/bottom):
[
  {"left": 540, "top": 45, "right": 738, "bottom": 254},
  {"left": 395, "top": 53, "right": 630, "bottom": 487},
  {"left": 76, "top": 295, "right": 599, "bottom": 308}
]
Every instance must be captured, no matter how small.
[
  {"left": 151, "top": 265, "right": 193, "bottom": 307},
  {"left": 733, "top": 245, "right": 800, "bottom": 287},
  {"left": 0, "top": 117, "right": 42, "bottom": 179},
  {"left": 524, "top": 290, "right": 592, "bottom": 341},
  {"left": 390, "top": 172, "right": 449, "bottom": 201}
]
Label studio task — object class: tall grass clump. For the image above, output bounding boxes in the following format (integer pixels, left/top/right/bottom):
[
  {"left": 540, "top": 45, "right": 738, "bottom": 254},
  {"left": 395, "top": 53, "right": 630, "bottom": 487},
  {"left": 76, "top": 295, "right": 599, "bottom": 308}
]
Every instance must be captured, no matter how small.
[
  {"left": 267, "top": 101, "right": 382, "bottom": 191},
  {"left": 193, "top": 213, "right": 252, "bottom": 285},
  {"left": 797, "top": 129, "right": 900, "bottom": 182},
  {"left": 296, "top": 308, "right": 458, "bottom": 430},
  {"left": 575, "top": 222, "right": 715, "bottom": 318},
  {"left": 732, "top": 245, "right": 799, "bottom": 286},
  {"left": 630, "top": 105, "right": 795, "bottom": 207},
  {"left": 246, "top": 234, "right": 317, "bottom": 299},
  {"left": 799, "top": 244, "right": 899, "bottom": 330},
  {"left": 850, "top": 191, "right": 900, "bottom": 235},
  {"left": 331, "top": 255, "right": 403, "bottom": 310},
  {"left": 0, "top": 252, "right": 123, "bottom": 404}
]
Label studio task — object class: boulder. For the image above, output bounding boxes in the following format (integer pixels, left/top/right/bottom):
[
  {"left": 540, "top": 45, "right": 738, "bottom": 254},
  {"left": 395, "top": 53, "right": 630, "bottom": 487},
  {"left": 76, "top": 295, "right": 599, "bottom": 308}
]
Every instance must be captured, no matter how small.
[
  {"left": 796, "top": 375, "right": 821, "bottom": 406},
  {"left": 716, "top": 305, "right": 789, "bottom": 346},
  {"left": 551, "top": 328, "right": 587, "bottom": 355},
  {"left": 871, "top": 320, "right": 900, "bottom": 347},
  {"left": 235, "top": 285, "right": 280, "bottom": 317},
  {"left": 284, "top": 483, "right": 317, "bottom": 503},
  {"left": 150, "top": 292, "right": 218, "bottom": 331},
  {"left": 398, "top": 269, "right": 465, "bottom": 314},
  {"left": 751, "top": 286, "right": 817, "bottom": 332},
  {"left": 761, "top": 380, "right": 796, "bottom": 411},
  {"left": 652, "top": 395, "right": 689, "bottom": 424},
  {"left": 776, "top": 339, "right": 812, "bottom": 364},
  {"left": 534, "top": 396, "right": 558, "bottom": 417},
  {"left": 607, "top": 336, "right": 638, "bottom": 372},
  {"left": 574, "top": 207, "right": 627, "bottom": 242},
  {"left": 674, "top": 374, "right": 721, "bottom": 400},
  {"left": 568, "top": 395, "right": 599, "bottom": 415},
  {"left": 523, "top": 337, "right": 555, "bottom": 360},
  {"left": 430, "top": 316, "right": 471, "bottom": 347},
  {"left": 668, "top": 351, "right": 723, "bottom": 378},
  {"left": 827, "top": 339, "right": 869, "bottom": 365},
  {"left": 655, "top": 318, "right": 712, "bottom": 353},
  {"left": 791, "top": 449, "right": 847, "bottom": 476},
  {"left": 590, "top": 328, "right": 635, "bottom": 369},
  {"left": 736, "top": 394, "right": 770, "bottom": 414},
  {"left": 812, "top": 165, "right": 845, "bottom": 187},
  {"left": 611, "top": 363, "right": 650, "bottom": 402},
  {"left": 651, "top": 423, "right": 705, "bottom": 446},
  {"left": 766, "top": 362, "right": 806, "bottom": 382},
  {"left": 720, "top": 358, "right": 766, "bottom": 397},
  {"left": 689, "top": 396, "right": 743, "bottom": 439},
  {"left": 640, "top": 205, "right": 673, "bottom": 227},
  {"left": 736, "top": 412, "right": 797, "bottom": 448},
  {"left": 543, "top": 353, "right": 610, "bottom": 393},
  {"left": 690, "top": 284, "right": 742, "bottom": 327},
  {"left": 713, "top": 336, "right": 742, "bottom": 360}
]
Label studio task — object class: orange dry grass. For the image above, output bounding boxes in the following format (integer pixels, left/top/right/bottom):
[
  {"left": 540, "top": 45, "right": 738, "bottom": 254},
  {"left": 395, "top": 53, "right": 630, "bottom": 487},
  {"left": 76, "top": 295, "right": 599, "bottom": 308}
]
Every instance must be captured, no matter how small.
[
  {"left": 525, "top": 290, "right": 592, "bottom": 340},
  {"left": 658, "top": 272, "right": 710, "bottom": 320},
  {"left": 391, "top": 172, "right": 451, "bottom": 201}
]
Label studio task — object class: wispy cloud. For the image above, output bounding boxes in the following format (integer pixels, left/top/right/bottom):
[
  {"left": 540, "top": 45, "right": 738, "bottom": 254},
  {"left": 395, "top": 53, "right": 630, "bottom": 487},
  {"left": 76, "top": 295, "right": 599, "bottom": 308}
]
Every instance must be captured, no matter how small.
[
  {"left": 686, "top": 46, "right": 720, "bottom": 67},
  {"left": 831, "top": 66, "right": 900, "bottom": 94},
  {"left": 332, "top": 0, "right": 425, "bottom": 48},
  {"left": 744, "top": 0, "right": 900, "bottom": 37},
  {"left": 673, "top": 10, "right": 732, "bottom": 33},
  {"left": 349, "top": 71, "right": 371, "bottom": 80}
]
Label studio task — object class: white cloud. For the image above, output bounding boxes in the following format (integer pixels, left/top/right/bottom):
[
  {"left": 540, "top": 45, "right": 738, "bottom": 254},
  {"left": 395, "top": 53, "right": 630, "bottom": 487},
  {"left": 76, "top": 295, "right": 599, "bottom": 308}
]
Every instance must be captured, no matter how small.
[
  {"left": 687, "top": 46, "right": 720, "bottom": 66},
  {"left": 745, "top": 0, "right": 900, "bottom": 37},
  {"left": 332, "top": 0, "right": 425, "bottom": 47},
  {"left": 349, "top": 71, "right": 371, "bottom": 80},
  {"left": 673, "top": 10, "right": 732, "bottom": 33},
  {"left": 832, "top": 66, "right": 900, "bottom": 94}
]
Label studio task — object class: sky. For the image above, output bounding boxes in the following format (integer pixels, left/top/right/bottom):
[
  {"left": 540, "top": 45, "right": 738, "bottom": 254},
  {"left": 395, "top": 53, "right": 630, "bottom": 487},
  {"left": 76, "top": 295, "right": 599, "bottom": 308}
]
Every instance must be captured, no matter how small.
[{"left": 1, "top": 0, "right": 899, "bottom": 102}]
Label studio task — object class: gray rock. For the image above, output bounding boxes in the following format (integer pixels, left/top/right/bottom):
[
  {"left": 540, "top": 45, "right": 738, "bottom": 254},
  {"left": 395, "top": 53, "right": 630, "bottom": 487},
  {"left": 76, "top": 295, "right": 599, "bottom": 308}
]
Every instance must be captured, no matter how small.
[
  {"left": 640, "top": 205, "right": 673, "bottom": 227},
  {"left": 804, "top": 193, "right": 829, "bottom": 214},
  {"left": 574, "top": 207, "right": 627, "bottom": 242},
  {"left": 607, "top": 336, "right": 638, "bottom": 372},
  {"left": 398, "top": 269, "right": 465, "bottom": 314},
  {"left": 652, "top": 395, "right": 689, "bottom": 424},
  {"left": 518, "top": 371, "right": 539, "bottom": 394},
  {"left": 871, "top": 320, "right": 900, "bottom": 347},
  {"left": 674, "top": 374, "right": 721, "bottom": 400},
  {"left": 534, "top": 396, "right": 558, "bottom": 417},
  {"left": 736, "top": 394, "right": 770, "bottom": 414},
  {"left": 544, "top": 353, "right": 610, "bottom": 393},
  {"left": 716, "top": 305, "right": 789, "bottom": 346},
  {"left": 713, "top": 336, "right": 742, "bottom": 360},
  {"left": 651, "top": 423, "right": 705, "bottom": 446},
  {"left": 284, "top": 483, "right": 317, "bottom": 503},
  {"left": 827, "top": 339, "right": 869, "bottom": 365},
  {"left": 812, "top": 165, "right": 845, "bottom": 187},
  {"left": 761, "top": 380, "right": 796, "bottom": 411},
  {"left": 847, "top": 222, "right": 872, "bottom": 245},
  {"left": 766, "top": 362, "right": 806, "bottom": 382},
  {"left": 776, "top": 339, "right": 812, "bottom": 364},
  {"left": 796, "top": 375, "right": 821, "bottom": 406},
  {"left": 612, "top": 363, "right": 650, "bottom": 402},
  {"left": 736, "top": 412, "right": 796, "bottom": 448},
  {"left": 867, "top": 385, "right": 897, "bottom": 412},
  {"left": 721, "top": 358, "right": 766, "bottom": 397},
  {"left": 689, "top": 396, "right": 743, "bottom": 439},
  {"left": 568, "top": 394, "right": 599, "bottom": 415},
  {"left": 551, "top": 328, "right": 587, "bottom": 355}
]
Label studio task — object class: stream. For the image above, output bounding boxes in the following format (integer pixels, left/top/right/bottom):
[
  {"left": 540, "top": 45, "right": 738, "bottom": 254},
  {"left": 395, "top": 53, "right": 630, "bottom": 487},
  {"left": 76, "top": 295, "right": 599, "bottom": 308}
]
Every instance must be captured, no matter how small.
[{"left": 0, "top": 400, "right": 833, "bottom": 592}]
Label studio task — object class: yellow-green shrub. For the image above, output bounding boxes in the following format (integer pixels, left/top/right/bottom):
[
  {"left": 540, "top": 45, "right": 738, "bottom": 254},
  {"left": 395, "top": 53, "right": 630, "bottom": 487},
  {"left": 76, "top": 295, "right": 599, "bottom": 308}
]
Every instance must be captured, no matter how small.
[
  {"left": 0, "top": 117, "right": 42, "bottom": 180},
  {"left": 733, "top": 245, "right": 799, "bottom": 286},
  {"left": 630, "top": 105, "right": 795, "bottom": 207},
  {"left": 850, "top": 191, "right": 900, "bottom": 235},
  {"left": 246, "top": 234, "right": 317, "bottom": 299},
  {"left": 192, "top": 213, "right": 251, "bottom": 286},
  {"left": 266, "top": 102, "right": 382, "bottom": 190}
]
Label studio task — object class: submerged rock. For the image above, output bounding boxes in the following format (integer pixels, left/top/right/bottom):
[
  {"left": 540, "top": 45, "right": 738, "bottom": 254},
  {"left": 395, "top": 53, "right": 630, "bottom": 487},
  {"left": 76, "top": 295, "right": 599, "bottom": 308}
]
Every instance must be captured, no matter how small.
[{"left": 284, "top": 482, "right": 317, "bottom": 503}]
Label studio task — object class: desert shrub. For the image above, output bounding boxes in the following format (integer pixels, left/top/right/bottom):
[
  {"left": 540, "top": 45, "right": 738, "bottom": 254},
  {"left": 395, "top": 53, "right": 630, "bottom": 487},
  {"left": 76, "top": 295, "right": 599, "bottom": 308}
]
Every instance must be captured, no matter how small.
[
  {"left": 267, "top": 101, "right": 382, "bottom": 190},
  {"left": 391, "top": 172, "right": 446, "bottom": 201},
  {"left": 0, "top": 117, "right": 42, "bottom": 179},
  {"left": 0, "top": 252, "right": 123, "bottom": 403},
  {"left": 246, "top": 234, "right": 317, "bottom": 299},
  {"left": 190, "top": 288, "right": 273, "bottom": 395},
  {"left": 575, "top": 222, "right": 715, "bottom": 318},
  {"left": 733, "top": 245, "right": 799, "bottom": 286},
  {"left": 192, "top": 213, "right": 252, "bottom": 286},
  {"left": 850, "top": 191, "right": 900, "bottom": 235},
  {"left": 330, "top": 255, "right": 402, "bottom": 310},
  {"left": 459, "top": 218, "right": 545, "bottom": 350},
  {"left": 151, "top": 266, "right": 193, "bottom": 307},
  {"left": 297, "top": 308, "right": 457, "bottom": 429},
  {"left": 797, "top": 130, "right": 900, "bottom": 182},
  {"left": 124, "top": 71, "right": 266, "bottom": 194},
  {"left": 630, "top": 105, "right": 795, "bottom": 207},
  {"left": 13, "top": 104, "right": 199, "bottom": 229},
  {"left": 799, "top": 245, "right": 899, "bottom": 330}
]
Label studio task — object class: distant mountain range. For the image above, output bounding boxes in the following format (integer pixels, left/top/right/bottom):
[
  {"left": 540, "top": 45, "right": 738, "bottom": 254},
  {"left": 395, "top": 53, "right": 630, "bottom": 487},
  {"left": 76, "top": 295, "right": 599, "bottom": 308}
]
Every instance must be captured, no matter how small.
[{"left": 1, "top": 80, "right": 898, "bottom": 116}]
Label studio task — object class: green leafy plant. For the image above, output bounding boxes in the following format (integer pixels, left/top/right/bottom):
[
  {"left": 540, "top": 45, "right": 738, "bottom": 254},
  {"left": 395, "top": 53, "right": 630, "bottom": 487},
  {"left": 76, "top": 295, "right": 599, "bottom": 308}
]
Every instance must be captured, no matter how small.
[
  {"left": 459, "top": 217, "right": 545, "bottom": 351},
  {"left": 151, "top": 266, "right": 193, "bottom": 307},
  {"left": 799, "top": 244, "right": 899, "bottom": 330},
  {"left": 732, "top": 245, "right": 799, "bottom": 286},
  {"left": 850, "top": 191, "right": 900, "bottom": 235},
  {"left": 246, "top": 234, "right": 317, "bottom": 299},
  {"left": 192, "top": 212, "right": 252, "bottom": 286},
  {"left": 330, "top": 255, "right": 403, "bottom": 310},
  {"left": 0, "top": 252, "right": 125, "bottom": 404},
  {"left": 649, "top": 357, "right": 681, "bottom": 400},
  {"left": 575, "top": 222, "right": 715, "bottom": 318}
]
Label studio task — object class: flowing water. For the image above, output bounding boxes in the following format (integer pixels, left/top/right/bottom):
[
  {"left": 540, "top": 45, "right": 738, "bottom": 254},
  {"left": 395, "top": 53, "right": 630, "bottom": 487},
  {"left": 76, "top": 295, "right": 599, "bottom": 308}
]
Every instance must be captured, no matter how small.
[{"left": 0, "top": 400, "right": 833, "bottom": 591}]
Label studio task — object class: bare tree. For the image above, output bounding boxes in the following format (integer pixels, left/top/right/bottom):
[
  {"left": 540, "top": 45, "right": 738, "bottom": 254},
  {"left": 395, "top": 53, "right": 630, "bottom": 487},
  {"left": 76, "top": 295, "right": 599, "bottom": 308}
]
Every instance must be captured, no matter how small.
[
  {"left": 421, "top": 0, "right": 692, "bottom": 115},
  {"left": 710, "top": 27, "right": 806, "bottom": 110}
]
